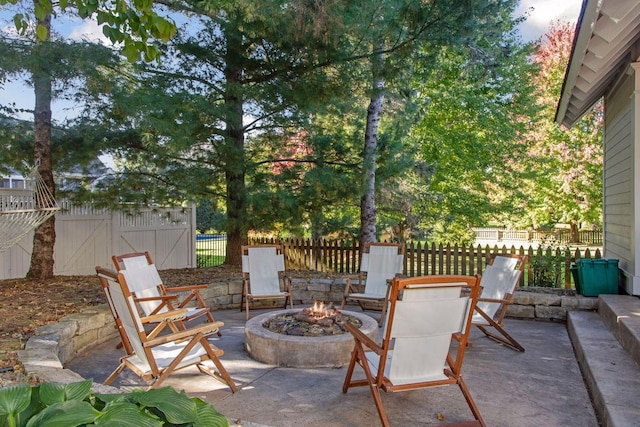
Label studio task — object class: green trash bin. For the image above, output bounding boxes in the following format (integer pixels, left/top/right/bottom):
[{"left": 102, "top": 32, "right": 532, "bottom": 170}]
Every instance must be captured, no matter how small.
[
  {"left": 570, "top": 264, "right": 581, "bottom": 294},
  {"left": 575, "top": 259, "right": 619, "bottom": 297}
]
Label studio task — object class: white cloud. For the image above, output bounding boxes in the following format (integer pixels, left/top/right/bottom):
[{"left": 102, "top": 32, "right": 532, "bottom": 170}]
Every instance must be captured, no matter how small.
[
  {"left": 516, "top": 0, "right": 583, "bottom": 42},
  {"left": 65, "top": 18, "right": 112, "bottom": 46}
]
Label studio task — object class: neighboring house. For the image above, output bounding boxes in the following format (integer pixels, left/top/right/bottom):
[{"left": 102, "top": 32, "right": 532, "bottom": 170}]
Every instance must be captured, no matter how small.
[
  {"left": 0, "top": 171, "right": 28, "bottom": 189},
  {"left": 556, "top": 0, "right": 640, "bottom": 295},
  {"left": 0, "top": 159, "right": 113, "bottom": 192}
]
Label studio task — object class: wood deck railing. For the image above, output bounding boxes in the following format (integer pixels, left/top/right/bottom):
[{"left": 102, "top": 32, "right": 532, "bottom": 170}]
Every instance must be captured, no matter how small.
[{"left": 249, "top": 237, "right": 603, "bottom": 289}]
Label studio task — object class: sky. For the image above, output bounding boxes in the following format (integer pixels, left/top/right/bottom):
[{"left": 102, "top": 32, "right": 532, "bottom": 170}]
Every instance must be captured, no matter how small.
[
  {"left": 0, "top": 0, "right": 584, "bottom": 123},
  {"left": 515, "top": 0, "right": 583, "bottom": 42}
]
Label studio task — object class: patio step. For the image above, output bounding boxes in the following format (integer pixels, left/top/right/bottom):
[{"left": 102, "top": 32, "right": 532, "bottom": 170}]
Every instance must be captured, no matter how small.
[
  {"left": 567, "top": 295, "right": 640, "bottom": 427},
  {"left": 598, "top": 294, "right": 640, "bottom": 366}
]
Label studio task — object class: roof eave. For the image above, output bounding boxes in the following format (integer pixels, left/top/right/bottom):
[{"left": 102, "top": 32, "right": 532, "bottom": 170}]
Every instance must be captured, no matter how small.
[{"left": 555, "top": 0, "right": 603, "bottom": 128}]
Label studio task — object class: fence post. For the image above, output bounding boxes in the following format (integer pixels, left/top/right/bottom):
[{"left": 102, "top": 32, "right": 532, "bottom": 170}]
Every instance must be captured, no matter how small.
[{"left": 189, "top": 203, "right": 197, "bottom": 268}]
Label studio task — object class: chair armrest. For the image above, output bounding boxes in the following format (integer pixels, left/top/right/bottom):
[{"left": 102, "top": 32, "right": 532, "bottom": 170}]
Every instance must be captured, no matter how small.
[
  {"left": 282, "top": 275, "right": 292, "bottom": 290},
  {"left": 165, "top": 284, "right": 208, "bottom": 293},
  {"left": 343, "top": 322, "right": 383, "bottom": 356},
  {"left": 343, "top": 274, "right": 364, "bottom": 295},
  {"left": 141, "top": 308, "right": 188, "bottom": 324},
  {"left": 135, "top": 295, "right": 178, "bottom": 303},
  {"left": 145, "top": 321, "right": 225, "bottom": 346},
  {"left": 477, "top": 297, "right": 511, "bottom": 304}
]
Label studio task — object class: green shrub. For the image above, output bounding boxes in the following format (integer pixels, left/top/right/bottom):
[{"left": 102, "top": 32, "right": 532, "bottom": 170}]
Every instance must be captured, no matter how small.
[
  {"left": 531, "top": 238, "right": 568, "bottom": 288},
  {"left": 0, "top": 380, "right": 228, "bottom": 427}
]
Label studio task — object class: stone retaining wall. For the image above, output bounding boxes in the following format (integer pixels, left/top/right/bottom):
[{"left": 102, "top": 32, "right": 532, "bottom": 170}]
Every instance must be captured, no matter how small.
[
  {"left": 18, "top": 277, "right": 598, "bottom": 388},
  {"left": 199, "top": 276, "right": 600, "bottom": 321}
]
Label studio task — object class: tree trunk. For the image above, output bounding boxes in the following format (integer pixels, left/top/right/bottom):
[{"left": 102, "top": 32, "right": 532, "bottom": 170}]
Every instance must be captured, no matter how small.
[
  {"left": 223, "top": 27, "right": 247, "bottom": 266},
  {"left": 360, "top": 47, "right": 385, "bottom": 246},
  {"left": 27, "top": 6, "right": 56, "bottom": 280},
  {"left": 569, "top": 221, "right": 580, "bottom": 244}
]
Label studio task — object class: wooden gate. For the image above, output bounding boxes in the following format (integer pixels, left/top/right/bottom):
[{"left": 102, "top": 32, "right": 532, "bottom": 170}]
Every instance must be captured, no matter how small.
[{"left": 0, "top": 202, "right": 195, "bottom": 279}]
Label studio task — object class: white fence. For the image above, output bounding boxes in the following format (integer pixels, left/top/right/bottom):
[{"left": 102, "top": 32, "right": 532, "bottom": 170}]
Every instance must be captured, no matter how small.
[{"left": 0, "top": 202, "right": 196, "bottom": 279}]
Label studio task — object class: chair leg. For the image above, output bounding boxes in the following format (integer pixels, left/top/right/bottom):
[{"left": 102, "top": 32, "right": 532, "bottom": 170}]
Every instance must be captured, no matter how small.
[
  {"left": 205, "top": 311, "right": 222, "bottom": 337},
  {"left": 342, "top": 342, "right": 390, "bottom": 427},
  {"left": 103, "top": 362, "right": 126, "bottom": 385},
  {"left": 342, "top": 346, "right": 359, "bottom": 393},
  {"left": 474, "top": 309, "right": 525, "bottom": 352},
  {"left": 457, "top": 377, "right": 487, "bottom": 427},
  {"left": 476, "top": 323, "right": 525, "bottom": 352},
  {"left": 378, "top": 300, "right": 387, "bottom": 327},
  {"left": 200, "top": 337, "right": 238, "bottom": 393},
  {"left": 357, "top": 346, "right": 389, "bottom": 427}
]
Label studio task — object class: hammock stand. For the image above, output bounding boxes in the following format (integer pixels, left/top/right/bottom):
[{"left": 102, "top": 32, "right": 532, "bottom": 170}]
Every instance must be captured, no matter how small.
[{"left": 0, "top": 164, "right": 60, "bottom": 252}]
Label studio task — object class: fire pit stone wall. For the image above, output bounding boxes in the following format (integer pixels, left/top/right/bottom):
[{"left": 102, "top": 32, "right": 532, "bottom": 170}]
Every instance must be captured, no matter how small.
[{"left": 193, "top": 272, "right": 598, "bottom": 321}]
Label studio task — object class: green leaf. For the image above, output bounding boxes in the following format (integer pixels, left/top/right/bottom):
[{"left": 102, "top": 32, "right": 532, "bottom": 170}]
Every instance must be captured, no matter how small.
[
  {"left": 134, "top": 387, "right": 198, "bottom": 424},
  {"left": 12, "top": 13, "right": 24, "bottom": 32},
  {"left": 34, "top": 2, "right": 49, "bottom": 20},
  {"left": 35, "top": 24, "right": 49, "bottom": 40},
  {"left": 122, "top": 42, "right": 140, "bottom": 62},
  {"left": 133, "top": 0, "right": 152, "bottom": 11},
  {"left": 39, "top": 380, "right": 92, "bottom": 405},
  {"left": 193, "top": 397, "right": 229, "bottom": 427},
  {"left": 144, "top": 45, "right": 158, "bottom": 62},
  {"left": 38, "top": 382, "right": 67, "bottom": 405},
  {"left": 94, "top": 401, "right": 162, "bottom": 426},
  {"left": 25, "top": 400, "right": 99, "bottom": 427},
  {"left": 93, "top": 393, "right": 128, "bottom": 405},
  {"left": 0, "top": 382, "right": 31, "bottom": 416},
  {"left": 151, "top": 17, "right": 176, "bottom": 42},
  {"left": 58, "top": 0, "right": 68, "bottom": 10}
]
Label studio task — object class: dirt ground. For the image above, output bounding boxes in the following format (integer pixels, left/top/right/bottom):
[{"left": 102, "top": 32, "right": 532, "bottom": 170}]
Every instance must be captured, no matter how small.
[{"left": 0, "top": 264, "right": 246, "bottom": 385}]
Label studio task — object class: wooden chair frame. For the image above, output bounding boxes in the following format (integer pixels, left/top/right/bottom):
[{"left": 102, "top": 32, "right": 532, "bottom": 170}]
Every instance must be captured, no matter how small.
[
  {"left": 241, "top": 244, "right": 293, "bottom": 320},
  {"left": 473, "top": 254, "right": 527, "bottom": 352},
  {"left": 96, "top": 267, "right": 237, "bottom": 391},
  {"left": 342, "top": 275, "right": 485, "bottom": 427},
  {"left": 340, "top": 242, "right": 405, "bottom": 326},
  {"left": 113, "top": 251, "right": 219, "bottom": 335}
]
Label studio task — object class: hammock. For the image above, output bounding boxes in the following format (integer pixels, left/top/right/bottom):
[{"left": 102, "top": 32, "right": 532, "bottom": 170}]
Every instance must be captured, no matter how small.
[{"left": 0, "top": 164, "right": 60, "bottom": 252}]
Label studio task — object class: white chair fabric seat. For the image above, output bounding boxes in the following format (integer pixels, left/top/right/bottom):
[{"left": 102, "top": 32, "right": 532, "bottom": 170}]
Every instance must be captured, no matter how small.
[{"left": 241, "top": 245, "right": 293, "bottom": 319}]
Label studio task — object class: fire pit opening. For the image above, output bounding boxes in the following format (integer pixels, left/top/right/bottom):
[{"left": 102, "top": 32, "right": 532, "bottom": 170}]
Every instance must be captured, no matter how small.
[{"left": 263, "top": 301, "right": 362, "bottom": 336}]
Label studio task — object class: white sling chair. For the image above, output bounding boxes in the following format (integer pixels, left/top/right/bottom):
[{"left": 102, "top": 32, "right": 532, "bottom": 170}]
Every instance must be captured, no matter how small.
[
  {"left": 113, "top": 252, "right": 219, "bottom": 335},
  {"left": 471, "top": 254, "right": 526, "bottom": 352},
  {"left": 96, "top": 267, "right": 237, "bottom": 391},
  {"left": 342, "top": 275, "right": 485, "bottom": 427},
  {"left": 341, "top": 243, "right": 405, "bottom": 326},
  {"left": 241, "top": 244, "right": 293, "bottom": 320}
]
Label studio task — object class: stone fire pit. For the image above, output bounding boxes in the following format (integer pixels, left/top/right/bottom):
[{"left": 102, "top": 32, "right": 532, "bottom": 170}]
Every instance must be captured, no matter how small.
[{"left": 244, "top": 309, "right": 378, "bottom": 368}]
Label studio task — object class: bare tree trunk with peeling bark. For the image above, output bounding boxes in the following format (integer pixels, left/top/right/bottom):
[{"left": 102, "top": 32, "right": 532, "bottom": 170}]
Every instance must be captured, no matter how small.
[
  {"left": 27, "top": 5, "right": 56, "bottom": 280},
  {"left": 360, "top": 48, "right": 384, "bottom": 246}
]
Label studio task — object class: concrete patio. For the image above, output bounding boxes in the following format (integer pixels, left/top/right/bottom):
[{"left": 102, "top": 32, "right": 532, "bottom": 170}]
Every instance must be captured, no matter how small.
[{"left": 63, "top": 304, "right": 610, "bottom": 427}]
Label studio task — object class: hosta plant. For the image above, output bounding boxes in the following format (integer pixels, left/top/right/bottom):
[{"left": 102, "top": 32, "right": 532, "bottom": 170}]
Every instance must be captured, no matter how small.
[{"left": 0, "top": 379, "right": 228, "bottom": 427}]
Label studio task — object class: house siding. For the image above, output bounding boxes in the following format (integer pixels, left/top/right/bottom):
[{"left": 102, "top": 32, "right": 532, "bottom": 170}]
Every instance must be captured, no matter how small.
[{"left": 604, "top": 64, "right": 640, "bottom": 295}]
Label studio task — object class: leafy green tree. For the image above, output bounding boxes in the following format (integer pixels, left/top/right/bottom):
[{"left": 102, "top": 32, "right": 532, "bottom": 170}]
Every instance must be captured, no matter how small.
[
  {"left": 195, "top": 199, "right": 225, "bottom": 233},
  {"left": 408, "top": 8, "right": 540, "bottom": 243},
  {"left": 72, "top": 1, "right": 357, "bottom": 264},
  {"left": 521, "top": 20, "right": 603, "bottom": 241},
  {"left": 0, "top": 0, "right": 175, "bottom": 278},
  {"left": 355, "top": 1, "right": 514, "bottom": 245}
]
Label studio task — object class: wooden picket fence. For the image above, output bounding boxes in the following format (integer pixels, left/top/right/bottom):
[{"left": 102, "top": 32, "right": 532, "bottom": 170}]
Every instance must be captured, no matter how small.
[{"left": 248, "top": 237, "right": 603, "bottom": 289}]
